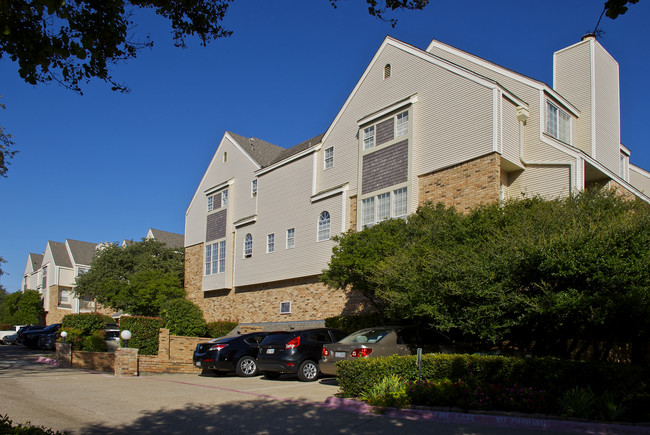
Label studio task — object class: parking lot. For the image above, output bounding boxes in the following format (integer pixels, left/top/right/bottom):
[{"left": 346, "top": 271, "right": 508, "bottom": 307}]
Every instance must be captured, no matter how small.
[{"left": 1, "top": 345, "right": 633, "bottom": 434}]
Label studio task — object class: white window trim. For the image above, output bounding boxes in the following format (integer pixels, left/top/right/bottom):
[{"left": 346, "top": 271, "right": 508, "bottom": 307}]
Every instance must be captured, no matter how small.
[
  {"left": 360, "top": 187, "right": 408, "bottom": 228},
  {"left": 286, "top": 228, "right": 295, "bottom": 249},
  {"left": 280, "top": 301, "right": 291, "bottom": 314},
  {"left": 244, "top": 234, "right": 253, "bottom": 258},
  {"left": 545, "top": 100, "right": 571, "bottom": 144},
  {"left": 267, "top": 233, "right": 275, "bottom": 254},
  {"left": 324, "top": 146, "right": 334, "bottom": 169},
  {"left": 318, "top": 211, "right": 331, "bottom": 242}
]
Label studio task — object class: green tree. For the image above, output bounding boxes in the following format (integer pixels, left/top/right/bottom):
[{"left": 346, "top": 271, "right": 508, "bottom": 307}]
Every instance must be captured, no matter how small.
[
  {"left": 159, "top": 298, "right": 207, "bottom": 337},
  {"left": 1, "top": 290, "right": 45, "bottom": 325},
  {"left": 323, "top": 191, "right": 650, "bottom": 356},
  {"left": 74, "top": 239, "right": 185, "bottom": 316},
  {"left": 1, "top": 1, "right": 428, "bottom": 94}
]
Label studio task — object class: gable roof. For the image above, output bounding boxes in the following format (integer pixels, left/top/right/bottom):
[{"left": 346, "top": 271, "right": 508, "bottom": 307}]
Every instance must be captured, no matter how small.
[
  {"left": 227, "top": 132, "right": 285, "bottom": 168},
  {"left": 66, "top": 239, "right": 97, "bottom": 266},
  {"left": 148, "top": 228, "right": 184, "bottom": 249},
  {"left": 28, "top": 253, "right": 43, "bottom": 272},
  {"left": 268, "top": 133, "right": 325, "bottom": 166},
  {"left": 47, "top": 241, "right": 72, "bottom": 268}
]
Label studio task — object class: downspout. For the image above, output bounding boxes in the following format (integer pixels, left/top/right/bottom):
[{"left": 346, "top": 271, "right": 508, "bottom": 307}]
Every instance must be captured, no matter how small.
[{"left": 516, "top": 106, "right": 577, "bottom": 194}]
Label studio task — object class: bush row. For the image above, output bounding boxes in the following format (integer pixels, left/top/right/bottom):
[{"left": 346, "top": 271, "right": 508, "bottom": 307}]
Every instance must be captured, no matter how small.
[
  {"left": 336, "top": 353, "right": 650, "bottom": 411},
  {"left": 324, "top": 313, "right": 385, "bottom": 334},
  {"left": 61, "top": 313, "right": 111, "bottom": 352}
]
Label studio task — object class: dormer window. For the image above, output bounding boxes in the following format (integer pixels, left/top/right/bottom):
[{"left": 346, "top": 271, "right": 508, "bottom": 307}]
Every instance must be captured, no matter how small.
[{"left": 546, "top": 100, "right": 571, "bottom": 144}]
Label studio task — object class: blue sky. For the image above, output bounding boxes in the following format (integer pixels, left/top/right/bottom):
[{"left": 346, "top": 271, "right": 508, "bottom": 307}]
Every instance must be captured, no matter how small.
[{"left": 1, "top": 1, "right": 649, "bottom": 292}]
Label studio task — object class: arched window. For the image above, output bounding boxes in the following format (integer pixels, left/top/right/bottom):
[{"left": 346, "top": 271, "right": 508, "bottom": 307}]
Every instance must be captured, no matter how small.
[
  {"left": 244, "top": 233, "right": 253, "bottom": 258},
  {"left": 384, "top": 64, "right": 391, "bottom": 80},
  {"left": 318, "top": 211, "right": 331, "bottom": 241}
]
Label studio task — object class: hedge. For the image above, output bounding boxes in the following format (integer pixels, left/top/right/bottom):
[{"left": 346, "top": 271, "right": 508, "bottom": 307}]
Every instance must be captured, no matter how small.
[
  {"left": 206, "top": 321, "right": 238, "bottom": 338},
  {"left": 324, "top": 313, "right": 385, "bottom": 334},
  {"left": 336, "top": 353, "right": 650, "bottom": 401},
  {"left": 60, "top": 313, "right": 110, "bottom": 351},
  {"left": 119, "top": 316, "right": 163, "bottom": 355}
]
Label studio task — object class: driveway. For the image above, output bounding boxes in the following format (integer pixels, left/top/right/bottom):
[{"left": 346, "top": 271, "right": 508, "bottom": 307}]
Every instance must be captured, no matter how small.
[{"left": 0, "top": 345, "right": 644, "bottom": 434}]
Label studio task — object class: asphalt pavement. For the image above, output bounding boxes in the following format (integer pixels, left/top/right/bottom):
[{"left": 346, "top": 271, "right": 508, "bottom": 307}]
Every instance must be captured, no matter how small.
[{"left": 1, "top": 345, "right": 648, "bottom": 434}]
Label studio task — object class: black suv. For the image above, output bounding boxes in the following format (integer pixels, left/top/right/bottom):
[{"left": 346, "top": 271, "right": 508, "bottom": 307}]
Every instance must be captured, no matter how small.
[
  {"left": 257, "top": 328, "right": 347, "bottom": 382},
  {"left": 193, "top": 332, "right": 269, "bottom": 377}
]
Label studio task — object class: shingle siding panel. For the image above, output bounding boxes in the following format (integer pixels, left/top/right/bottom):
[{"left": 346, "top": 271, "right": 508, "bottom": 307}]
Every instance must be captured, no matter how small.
[
  {"left": 362, "top": 140, "right": 409, "bottom": 195},
  {"left": 375, "top": 118, "right": 395, "bottom": 146},
  {"left": 206, "top": 209, "right": 227, "bottom": 242}
]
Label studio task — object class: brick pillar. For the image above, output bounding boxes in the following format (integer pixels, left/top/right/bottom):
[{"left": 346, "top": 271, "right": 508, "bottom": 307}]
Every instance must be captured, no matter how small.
[
  {"left": 56, "top": 342, "right": 72, "bottom": 368},
  {"left": 115, "top": 347, "right": 139, "bottom": 377},
  {"left": 158, "top": 328, "right": 170, "bottom": 359}
]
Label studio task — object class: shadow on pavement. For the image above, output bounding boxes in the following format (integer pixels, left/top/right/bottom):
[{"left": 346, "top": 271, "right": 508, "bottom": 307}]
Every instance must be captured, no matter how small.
[{"left": 79, "top": 399, "right": 426, "bottom": 435}]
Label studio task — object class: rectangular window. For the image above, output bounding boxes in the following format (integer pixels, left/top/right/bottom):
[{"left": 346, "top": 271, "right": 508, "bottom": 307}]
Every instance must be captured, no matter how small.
[
  {"left": 206, "top": 241, "right": 227, "bottom": 275},
  {"left": 393, "top": 187, "right": 408, "bottom": 218},
  {"left": 324, "top": 147, "right": 334, "bottom": 169},
  {"left": 207, "top": 195, "right": 214, "bottom": 212},
  {"left": 546, "top": 101, "right": 571, "bottom": 144},
  {"left": 376, "top": 193, "right": 391, "bottom": 222},
  {"left": 363, "top": 126, "right": 375, "bottom": 150},
  {"left": 42, "top": 266, "right": 47, "bottom": 289},
  {"left": 218, "top": 241, "right": 226, "bottom": 273},
  {"left": 286, "top": 228, "right": 295, "bottom": 249},
  {"left": 361, "top": 197, "right": 375, "bottom": 228},
  {"left": 396, "top": 111, "right": 409, "bottom": 137},
  {"left": 58, "top": 288, "right": 71, "bottom": 308},
  {"left": 280, "top": 301, "right": 291, "bottom": 314},
  {"left": 251, "top": 180, "right": 258, "bottom": 197},
  {"left": 205, "top": 245, "right": 212, "bottom": 275},
  {"left": 221, "top": 189, "right": 228, "bottom": 207},
  {"left": 212, "top": 243, "right": 219, "bottom": 274},
  {"left": 267, "top": 233, "right": 275, "bottom": 253}
]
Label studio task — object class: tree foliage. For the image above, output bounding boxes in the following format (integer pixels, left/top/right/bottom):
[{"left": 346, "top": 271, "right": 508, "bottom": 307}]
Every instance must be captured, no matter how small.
[
  {"left": 159, "top": 298, "right": 207, "bottom": 337},
  {"left": 74, "top": 239, "right": 185, "bottom": 316},
  {"left": 0, "top": 0, "right": 429, "bottom": 94},
  {"left": 0, "top": 290, "right": 45, "bottom": 325},
  {"left": 323, "top": 190, "right": 650, "bottom": 354},
  {"left": 0, "top": 99, "right": 18, "bottom": 178}
]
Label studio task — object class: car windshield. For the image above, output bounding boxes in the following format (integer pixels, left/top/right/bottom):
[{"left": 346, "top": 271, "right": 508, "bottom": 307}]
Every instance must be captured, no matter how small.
[{"left": 339, "top": 328, "right": 393, "bottom": 344}]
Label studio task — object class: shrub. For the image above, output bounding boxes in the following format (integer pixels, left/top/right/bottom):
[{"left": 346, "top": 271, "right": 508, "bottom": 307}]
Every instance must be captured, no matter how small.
[
  {"left": 61, "top": 313, "right": 106, "bottom": 335},
  {"left": 406, "top": 379, "right": 470, "bottom": 408},
  {"left": 361, "top": 374, "right": 409, "bottom": 409},
  {"left": 159, "top": 298, "right": 207, "bottom": 337},
  {"left": 206, "top": 321, "right": 238, "bottom": 338},
  {"left": 0, "top": 414, "right": 64, "bottom": 435},
  {"left": 119, "top": 316, "right": 163, "bottom": 355},
  {"left": 0, "top": 323, "right": 11, "bottom": 330},
  {"left": 558, "top": 387, "right": 597, "bottom": 418}
]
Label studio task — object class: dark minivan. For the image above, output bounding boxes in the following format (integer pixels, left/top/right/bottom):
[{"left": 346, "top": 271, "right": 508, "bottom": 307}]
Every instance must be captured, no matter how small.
[{"left": 257, "top": 328, "right": 347, "bottom": 382}]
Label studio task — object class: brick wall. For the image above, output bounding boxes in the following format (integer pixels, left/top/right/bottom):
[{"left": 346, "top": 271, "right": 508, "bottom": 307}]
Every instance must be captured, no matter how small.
[
  {"left": 71, "top": 351, "right": 115, "bottom": 372},
  {"left": 137, "top": 328, "right": 206, "bottom": 375},
  {"left": 45, "top": 286, "right": 72, "bottom": 324},
  {"left": 606, "top": 180, "right": 638, "bottom": 201},
  {"left": 418, "top": 153, "right": 501, "bottom": 213}
]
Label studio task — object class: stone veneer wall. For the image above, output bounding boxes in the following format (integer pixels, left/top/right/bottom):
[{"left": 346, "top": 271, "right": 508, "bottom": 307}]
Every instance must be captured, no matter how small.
[
  {"left": 348, "top": 195, "right": 357, "bottom": 231},
  {"left": 45, "top": 286, "right": 72, "bottom": 324},
  {"left": 418, "top": 153, "right": 501, "bottom": 213},
  {"left": 185, "top": 244, "right": 371, "bottom": 324},
  {"left": 606, "top": 180, "right": 639, "bottom": 201}
]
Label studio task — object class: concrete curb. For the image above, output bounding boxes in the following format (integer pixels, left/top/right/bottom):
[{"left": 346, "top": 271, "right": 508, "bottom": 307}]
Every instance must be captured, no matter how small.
[{"left": 322, "top": 397, "right": 650, "bottom": 434}]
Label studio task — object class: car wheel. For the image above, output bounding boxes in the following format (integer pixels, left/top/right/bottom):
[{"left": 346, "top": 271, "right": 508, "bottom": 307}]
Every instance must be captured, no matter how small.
[
  {"left": 235, "top": 356, "right": 258, "bottom": 377},
  {"left": 263, "top": 371, "right": 281, "bottom": 380},
  {"left": 297, "top": 360, "right": 319, "bottom": 382}
]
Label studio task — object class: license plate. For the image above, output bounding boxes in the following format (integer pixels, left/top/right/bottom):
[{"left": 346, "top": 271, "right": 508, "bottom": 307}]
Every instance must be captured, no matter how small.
[
  {"left": 195, "top": 362, "right": 201, "bottom": 368},
  {"left": 266, "top": 349, "right": 275, "bottom": 354},
  {"left": 334, "top": 352, "right": 346, "bottom": 358}
]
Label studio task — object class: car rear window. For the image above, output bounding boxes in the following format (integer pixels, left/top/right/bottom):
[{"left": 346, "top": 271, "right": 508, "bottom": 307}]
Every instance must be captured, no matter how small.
[
  {"left": 339, "top": 328, "right": 393, "bottom": 344},
  {"left": 260, "top": 332, "right": 294, "bottom": 346}
]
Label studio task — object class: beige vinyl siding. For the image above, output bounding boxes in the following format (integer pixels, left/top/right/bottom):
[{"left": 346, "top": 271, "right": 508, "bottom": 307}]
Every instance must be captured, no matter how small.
[
  {"left": 501, "top": 98, "right": 520, "bottom": 167},
  {"left": 185, "top": 135, "right": 258, "bottom": 248},
  {"left": 510, "top": 165, "right": 571, "bottom": 200},
  {"left": 593, "top": 44, "right": 620, "bottom": 173},
  {"left": 630, "top": 165, "right": 650, "bottom": 195},
  {"left": 554, "top": 40, "right": 592, "bottom": 156},
  {"left": 319, "top": 44, "right": 497, "bottom": 198},
  {"left": 234, "top": 154, "right": 341, "bottom": 287},
  {"left": 428, "top": 43, "right": 577, "bottom": 168}
]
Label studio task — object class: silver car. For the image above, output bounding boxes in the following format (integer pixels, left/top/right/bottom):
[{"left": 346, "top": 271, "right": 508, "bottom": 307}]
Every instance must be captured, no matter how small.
[{"left": 319, "top": 326, "right": 450, "bottom": 376}]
